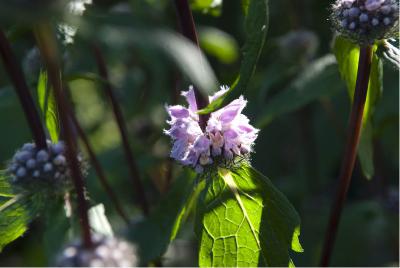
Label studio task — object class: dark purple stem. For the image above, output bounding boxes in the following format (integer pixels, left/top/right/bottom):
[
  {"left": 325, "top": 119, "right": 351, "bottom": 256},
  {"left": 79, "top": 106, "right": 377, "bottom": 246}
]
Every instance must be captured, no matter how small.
[
  {"left": 0, "top": 30, "right": 47, "bottom": 149},
  {"left": 173, "top": 0, "right": 209, "bottom": 130},
  {"left": 320, "top": 45, "right": 373, "bottom": 266},
  {"left": 34, "top": 23, "right": 93, "bottom": 248},
  {"left": 92, "top": 44, "right": 150, "bottom": 216},
  {"left": 66, "top": 98, "right": 130, "bottom": 225}
]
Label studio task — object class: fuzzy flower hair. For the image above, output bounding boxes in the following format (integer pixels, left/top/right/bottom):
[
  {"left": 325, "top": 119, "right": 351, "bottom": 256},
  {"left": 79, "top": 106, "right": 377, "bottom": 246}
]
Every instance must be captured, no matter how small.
[
  {"left": 165, "top": 86, "right": 259, "bottom": 173},
  {"left": 331, "top": 0, "right": 399, "bottom": 44}
]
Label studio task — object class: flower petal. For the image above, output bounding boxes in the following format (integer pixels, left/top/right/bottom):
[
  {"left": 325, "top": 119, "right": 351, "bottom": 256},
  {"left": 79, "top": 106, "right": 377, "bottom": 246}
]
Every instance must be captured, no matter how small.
[{"left": 181, "top": 86, "right": 198, "bottom": 112}]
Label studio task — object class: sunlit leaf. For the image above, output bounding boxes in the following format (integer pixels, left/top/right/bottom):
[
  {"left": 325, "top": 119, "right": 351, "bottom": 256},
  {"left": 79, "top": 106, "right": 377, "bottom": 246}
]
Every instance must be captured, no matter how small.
[
  {"left": 256, "top": 54, "right": 341, "bottom": 128},
  {"left": 191, "top": 0, "right": 223, "bottom": 16},
  {"left": 37, "top": 70, "right": 60, "bottom": 142},
  {"left": 0, "top": 171, "right": 13, "bottom": 197},
  {"left": 195, "top": 164, "right": 302, "bottom": 267},
  {"left": 198, "top": 0, "right": 269, "bottom": 114},
  {"left": 199, "top": 27, "right": 239, "bottom": 64},
  {"left": 0, "top": 194, "right": 38, "bottom": 252},
  {"left": 333, "top": 36, "right": 383, "bottom": 179}
]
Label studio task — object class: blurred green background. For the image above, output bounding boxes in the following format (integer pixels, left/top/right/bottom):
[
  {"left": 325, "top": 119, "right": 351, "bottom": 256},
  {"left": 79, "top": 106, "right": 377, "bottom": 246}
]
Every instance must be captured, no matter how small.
[{"left": 0, "top": 0, "right": 398, "bottom": 266}]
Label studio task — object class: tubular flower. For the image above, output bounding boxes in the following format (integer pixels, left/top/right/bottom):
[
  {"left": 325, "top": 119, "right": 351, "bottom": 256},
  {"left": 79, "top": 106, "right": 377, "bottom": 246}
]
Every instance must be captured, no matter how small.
[
  {"left": 165, "top": 86, "right": 259, "bottom": 173},
  {"left": 331, "top": 0, "right": 399, "bottom": 44}
]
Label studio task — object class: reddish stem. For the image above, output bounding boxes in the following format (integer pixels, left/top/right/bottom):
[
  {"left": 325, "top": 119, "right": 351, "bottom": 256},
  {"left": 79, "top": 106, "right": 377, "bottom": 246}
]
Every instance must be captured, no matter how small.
[
  {"left": 0, "top": 30, "right": 47, "bottom": 149},
  {"left": 173, "top": 0, "right": 209, "bottom": 130},
  {"left": 92, "top": 44, "right": 150, "bottom": 216},
  {"left": 320, "top": 45, "right": 373, "bottom": 266},
  {"left": 34, "top": 24, "right": 93, "bottom": 248},
  {"left": 66, "top": 98, "right": 130, "bottom": 225}
]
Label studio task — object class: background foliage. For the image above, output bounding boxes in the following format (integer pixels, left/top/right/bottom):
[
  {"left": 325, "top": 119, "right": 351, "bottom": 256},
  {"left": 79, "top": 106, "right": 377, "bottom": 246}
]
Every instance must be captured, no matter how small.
[{"left": 0, "top": 0, "right": 398, "bottom": 266}]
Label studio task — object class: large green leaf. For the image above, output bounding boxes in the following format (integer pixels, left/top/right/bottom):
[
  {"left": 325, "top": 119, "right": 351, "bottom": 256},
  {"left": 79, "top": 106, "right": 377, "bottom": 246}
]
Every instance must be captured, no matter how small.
[
  {"left": 333, "top": 36, "right": 383, "bottom": 179},
  {"left": 256, "top": 54, "right": 341, "bottom": 129},
  {"left": 198, "top": 0, "right": 269, "bottom": 114},
  {"left": 195, "top": 165, "right": 302, "bottom": 267},
  {"left": 0, "top": 194, "right": 38, "bottom": 252},
  {"left": 37, "top": 70, "right": 60, "bottom": 142},
  {"left": 80, "top": 14, "right": 218, "bottom": 97},
  {"left": 129, "top": 169, "right": 199, "bottom": 264}
]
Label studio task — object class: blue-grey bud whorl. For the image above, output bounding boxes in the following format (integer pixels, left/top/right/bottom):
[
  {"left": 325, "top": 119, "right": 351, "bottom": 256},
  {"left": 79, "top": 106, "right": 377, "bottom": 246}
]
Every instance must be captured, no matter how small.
[
  {"left": 332, "top": 0, "right": 399, "bottom": 44},
  {"left": 7, "top": 140, "right": 85, "bottom": 193},
  {"left": 56, "top": 235, "right": 139, "bottom": 267}
]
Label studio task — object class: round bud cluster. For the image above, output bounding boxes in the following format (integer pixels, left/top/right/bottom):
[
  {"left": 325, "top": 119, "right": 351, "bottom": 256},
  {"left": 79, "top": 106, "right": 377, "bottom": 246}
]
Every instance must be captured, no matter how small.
[
  {"left": 332, "top": 0, "right": 399, "bottom": 44},
  {"left": 56, "top": 235, "right": 138, "bottom": 267},
  {"left": 7, "top": 140, "right": 78, "bottom": 192}
]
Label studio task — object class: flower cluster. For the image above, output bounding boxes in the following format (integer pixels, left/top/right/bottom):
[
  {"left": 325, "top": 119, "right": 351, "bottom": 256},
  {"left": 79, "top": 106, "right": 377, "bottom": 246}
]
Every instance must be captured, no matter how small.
[
  {"left": 165, "top": 86, "right": 259, "bottom": 173},
  {"left": 332, "top": 0, "right": 399, "bottom": 44},
  {"left": 7, "top": 140, "right": 81, "bottom": 192},
  {"left": 56, "top": 235, "right": 138, "bottom": 267}
]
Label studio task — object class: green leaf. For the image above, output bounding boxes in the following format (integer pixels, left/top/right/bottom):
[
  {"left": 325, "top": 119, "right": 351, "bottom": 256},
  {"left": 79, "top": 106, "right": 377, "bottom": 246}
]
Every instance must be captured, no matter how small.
[
  {"left": 242, "top": 0, "right": 250, "bottom": 14},
  {"left": 129, "top": 169, "right": 198, "bottom": 264},
  {"left": 191, "top": 0, "right": 223, "bottom": 16},
  {"left": 65, "top": 72, "right": 107, "bottom": 84},
  {"left": 358, "top": 122, "right": 374, "bottom": 180},
  {"left": 198, "top": 0, "right": 269, "bottom": 114},
  {"left": 86, "top": 23, "right": 218, "bottom": 97},
  {"left": 256, "top": 54, "right": 341, "bottom": 128},
  {"left": 0, "top": 194, "right": 38, "bottom": 252},
  {"left": 199, "top": 27, "right": 239, "bottom": 64},
  {"left": 43, "top": 198, "right": 71, "bottom": 264},
  {"left": 0, "top": 171, "right": 13, "bottom": 197},
  {"left": 37, "top": 70, "right": 60, "bottom": 142},
  {"left": 195, "top": 165, "right": 302, "bottom": 267},
  {"left": 333, "top": 36, "right": 383, "bottom": 179},
  {"left": 88, "top": 203, "right": 114, "bottom": 237}
]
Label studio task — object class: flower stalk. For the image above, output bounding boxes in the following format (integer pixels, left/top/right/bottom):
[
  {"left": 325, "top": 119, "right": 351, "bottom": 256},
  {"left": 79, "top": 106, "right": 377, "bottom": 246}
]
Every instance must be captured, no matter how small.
[
  {"left": 92, "top": 44, "right": 149, "bottom": 216},
  {"left": 66, "top": 98, "right": 130, "bottom": 225},
  {"left": 34, "top": 23, "right": 93, "bottom": 248},
  {"left": 173, "top": 0, "right": 209, "bottom": 130},
  {"left": 0, "top": 30, "right": 47, "bottom": 149},
  {"left": 320, "top": 45, "right": 373, "bottom": 266}
]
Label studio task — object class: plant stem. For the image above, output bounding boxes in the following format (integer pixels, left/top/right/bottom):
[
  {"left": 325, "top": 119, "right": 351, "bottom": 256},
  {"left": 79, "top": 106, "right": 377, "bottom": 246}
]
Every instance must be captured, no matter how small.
[
  {"left": 0, "top": 30, "right": 47, "bottom": 149},
  {"left": 173, "top": 0, "right": 209, "bottom": 130},
  {"left": 320, "top": 45, "right": 373, "bottom": 266},
  {"left": 92, "top": 44, "right": 150, "bottom": 216},
  {"left": 34, "top": 23, "right": 93, "bottom": 248},
  {"left": 65, "top": 97, "right": 130, "bottom": 225}
]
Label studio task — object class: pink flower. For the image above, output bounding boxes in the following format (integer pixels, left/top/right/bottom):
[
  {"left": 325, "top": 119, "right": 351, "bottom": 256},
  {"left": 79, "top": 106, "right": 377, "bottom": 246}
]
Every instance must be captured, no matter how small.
[{"left": 165, "top": 86, "right": 259, "bottom": 173}]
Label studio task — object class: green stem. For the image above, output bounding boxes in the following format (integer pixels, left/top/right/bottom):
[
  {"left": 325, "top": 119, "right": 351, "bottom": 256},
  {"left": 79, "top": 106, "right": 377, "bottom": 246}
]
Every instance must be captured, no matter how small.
[{"left": 320, "top": 45, "right": 373, "bottom": 266}]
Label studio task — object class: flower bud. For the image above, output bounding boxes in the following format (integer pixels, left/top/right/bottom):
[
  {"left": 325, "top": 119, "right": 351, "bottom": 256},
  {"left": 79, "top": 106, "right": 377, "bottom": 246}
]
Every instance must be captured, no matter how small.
[
  {"left": 56, "top": 235, "right": 138, "bottom": 267},
  {"left": 7, "top": 141, "right": 86, "bottom": 194},
  {"left": 331, "top": 0, "right": 399, "bottom": 44}
]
